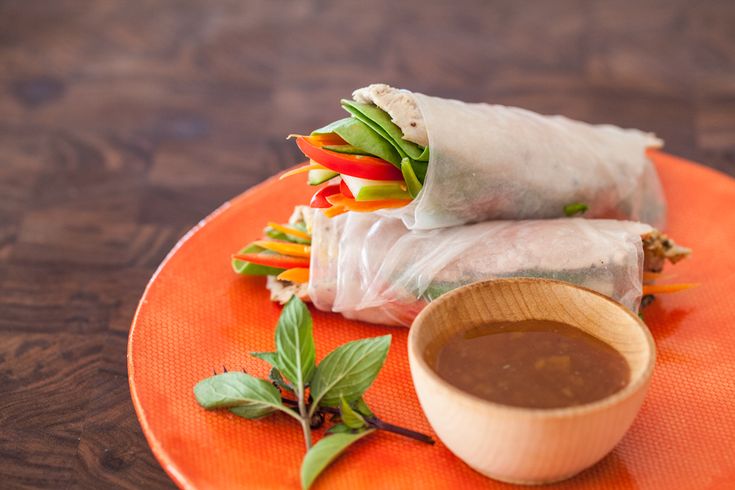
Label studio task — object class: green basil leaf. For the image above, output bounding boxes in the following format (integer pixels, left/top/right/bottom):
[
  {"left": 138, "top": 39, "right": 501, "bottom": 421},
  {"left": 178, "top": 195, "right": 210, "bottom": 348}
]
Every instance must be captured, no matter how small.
[
  {"left": 251, "top": 353, "right": 294, "bottom": 391},
  {"left": 409, "top": 158, "right": 428, "bottom": 182},
  {"left": 269, "top": 366, "right": 294, "bottom": 393},
  {"left": 251, "top": 351, "right": 279, "bottom": 367},
  {"left": 311, "top": 117, "right": 353, "bottom": 135},
  {"left": 269, "top": 366, "right": 285, "bottom": 384},
  {"left": 310, "top": 335, "right": 391, "bottom": 408},
  {"left": 228, "top": 404, "right": 274, "bottom": 419},
  {"left": 416, "top": 146, "right": 430, "bottom": 161},
  {"left": 332, "top": 118, "right": 402, "bottom": 165},
  {"left": 564, "top": 202, "right": 589, "bottom": 217},
  {"left": 275, "top": 296, "right": 316, "bottom": 391},
  {"left": 326, "top": 423, "right": 353, "bottom": 435},
  {"left": 193, "top": 372, "right": 285, "bottom": 419},
  {"left": 401, "top": 157, "right": 423, "bottom": 198},
  {"left": 340, "top": 397, "right": 366, "bottom": 429},
  {"left": 353, "top": 397, "right": 374, "bottom": 418},
  {"left": 341, "top": 100, "right": 427, "bottom": 161},
  {"left": 300, "top": 430, "right": 374, "bottom": 490}
]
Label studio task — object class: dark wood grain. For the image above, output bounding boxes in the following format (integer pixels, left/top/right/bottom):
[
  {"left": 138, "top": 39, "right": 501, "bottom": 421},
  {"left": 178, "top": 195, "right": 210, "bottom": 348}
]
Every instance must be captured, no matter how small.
[{"left": 0, "top": 0, "right": 733, "bottom": 488}]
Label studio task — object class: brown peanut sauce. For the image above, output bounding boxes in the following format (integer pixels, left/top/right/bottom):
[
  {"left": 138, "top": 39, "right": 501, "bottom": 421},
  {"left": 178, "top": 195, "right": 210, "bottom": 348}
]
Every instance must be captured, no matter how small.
[{"left": 430, "top": 320, "right": 630, "bottom": 409}]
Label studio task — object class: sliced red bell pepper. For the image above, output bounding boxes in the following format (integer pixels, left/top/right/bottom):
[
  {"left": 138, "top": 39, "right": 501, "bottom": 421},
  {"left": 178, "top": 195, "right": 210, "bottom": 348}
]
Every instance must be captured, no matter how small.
[
  {"left": 310, "top": 184, "right": 341, "bottom": 208},
  {"left": 296, "top": 137, "right": 403, "bottom": 181},
  {"left": 232, "top": 253, "right": 310, "bottom": 269},
  {"left": 339, "top": 179, "right": 354, "bottom": 199}
]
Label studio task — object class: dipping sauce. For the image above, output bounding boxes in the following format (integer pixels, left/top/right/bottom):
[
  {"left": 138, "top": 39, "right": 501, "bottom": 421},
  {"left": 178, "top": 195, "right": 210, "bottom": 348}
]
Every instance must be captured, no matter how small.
[{"left": 431, "top": 320, "right": 630, "bottom": 409}]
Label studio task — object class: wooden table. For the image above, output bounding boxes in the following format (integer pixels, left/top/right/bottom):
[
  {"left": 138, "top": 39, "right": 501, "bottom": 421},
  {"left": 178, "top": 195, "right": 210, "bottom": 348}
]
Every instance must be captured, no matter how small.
[{"left": 1, "top": 1, "right": 733, "bottom": 488}]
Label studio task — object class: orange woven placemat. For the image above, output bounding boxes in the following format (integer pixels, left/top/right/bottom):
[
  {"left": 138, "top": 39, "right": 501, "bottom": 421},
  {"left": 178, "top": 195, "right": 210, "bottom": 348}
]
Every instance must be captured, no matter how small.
[{"left": 128, "top": 151, "right": 735, "bottom": 489}]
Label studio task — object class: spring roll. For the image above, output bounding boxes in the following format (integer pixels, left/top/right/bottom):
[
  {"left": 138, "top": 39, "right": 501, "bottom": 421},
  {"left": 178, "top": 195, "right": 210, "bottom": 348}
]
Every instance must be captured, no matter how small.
[
  {"left": 308, "top": 211, "right": 688, "bottom": 327},
  {"left": 292, "top": 84, "right": 666, "bottom": 230}
]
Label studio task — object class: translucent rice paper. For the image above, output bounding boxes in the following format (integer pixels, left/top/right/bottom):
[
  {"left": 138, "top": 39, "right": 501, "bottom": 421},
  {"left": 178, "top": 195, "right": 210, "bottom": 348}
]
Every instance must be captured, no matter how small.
[
  {"left": 309, "top": 211, "right": 652, "bottom": 327},
  {"left": 383, "top": 91, "right": 666, "bottom": 230}
]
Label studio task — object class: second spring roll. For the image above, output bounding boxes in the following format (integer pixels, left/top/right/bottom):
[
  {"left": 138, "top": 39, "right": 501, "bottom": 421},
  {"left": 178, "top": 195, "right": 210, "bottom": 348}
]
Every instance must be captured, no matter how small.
[{"left": 307, "top": 211, "right": 688, "bottom": 327}]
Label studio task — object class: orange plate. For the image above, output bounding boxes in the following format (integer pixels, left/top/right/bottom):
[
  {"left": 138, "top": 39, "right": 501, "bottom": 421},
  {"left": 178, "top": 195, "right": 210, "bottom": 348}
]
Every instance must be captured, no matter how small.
[{"left": 128, "top": 151, "right": 735, "bottom": 490}]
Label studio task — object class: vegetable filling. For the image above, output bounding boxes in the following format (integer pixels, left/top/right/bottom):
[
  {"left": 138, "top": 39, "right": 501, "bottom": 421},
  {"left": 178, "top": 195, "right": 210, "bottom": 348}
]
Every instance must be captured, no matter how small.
[{"left": 283, "top": 100, "right": 428, "bottom": 214}]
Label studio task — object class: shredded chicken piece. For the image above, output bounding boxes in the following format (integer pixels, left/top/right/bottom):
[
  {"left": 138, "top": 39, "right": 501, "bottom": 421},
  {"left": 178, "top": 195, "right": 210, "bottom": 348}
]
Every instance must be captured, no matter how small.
[
  {"left": 641, "top": 230, "right": 692, "bottom": 272},
  {"left": 352, "top": 84, "right": 428, "bottom": 147},
  {"left": 288, "top": 205, "right": 314, "bottom": 235},
  {"left": 267, "top": 276, "right": 310, "bottom": 304}
]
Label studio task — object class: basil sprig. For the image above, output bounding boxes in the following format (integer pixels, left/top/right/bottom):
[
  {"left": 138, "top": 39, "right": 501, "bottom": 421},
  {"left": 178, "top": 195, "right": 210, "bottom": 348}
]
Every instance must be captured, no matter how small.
[{"left": 193, "top": 296, "right": 433, "bottom": 489}]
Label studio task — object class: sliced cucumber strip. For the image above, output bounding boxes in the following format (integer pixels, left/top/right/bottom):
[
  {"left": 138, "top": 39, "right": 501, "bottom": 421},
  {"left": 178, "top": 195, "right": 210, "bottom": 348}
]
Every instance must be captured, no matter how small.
[
  {"left": 232, "top": 244, "right": 286, "bottom": 276},
  {"left": 307, "top": 168, "right": 339, "bottom": 185},
  {"left": 342, "top": 174, "right": 411, "bottom": 201},
  {"left": 354, "top": 184, "right": 411, "bottom": 201}
]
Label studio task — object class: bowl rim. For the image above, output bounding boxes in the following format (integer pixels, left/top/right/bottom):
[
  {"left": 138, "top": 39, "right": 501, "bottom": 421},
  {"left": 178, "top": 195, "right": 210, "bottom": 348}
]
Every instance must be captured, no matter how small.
[{"left": 408, "top": 277, "right": 657, "bottom": 418}]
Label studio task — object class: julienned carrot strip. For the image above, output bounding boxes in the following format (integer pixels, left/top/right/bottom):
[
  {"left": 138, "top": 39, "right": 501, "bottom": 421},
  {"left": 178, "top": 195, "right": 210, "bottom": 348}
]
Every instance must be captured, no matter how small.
[
  {"left": 323, "top": 205, "right": 347, "bottom": 218},
  {"left": 267, "top": 222, "right": 311, "bottom": 241},
  {"left": 279, "top": 161, "right": 327, "bottom": 180},
  {"left": 643, "top": 272, "right": 661, "bottom": 282},
  {"left": 253, "top": 240, "right": 311, "bottom": 258},
  {"left": 326, "top": 193, "right": 411, "bottom": 212},
  {"left": 642, "top": 283, "right": 698, "bottom": 295},
  {"left": 276, "top": 267, "right": 310, "bottom": 284}
]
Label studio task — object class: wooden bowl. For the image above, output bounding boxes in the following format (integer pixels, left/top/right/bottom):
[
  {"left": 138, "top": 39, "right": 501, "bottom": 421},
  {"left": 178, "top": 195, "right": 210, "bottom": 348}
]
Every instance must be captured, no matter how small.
[{"left": 408, "top": 278, "right": 656, "bottom": 485}]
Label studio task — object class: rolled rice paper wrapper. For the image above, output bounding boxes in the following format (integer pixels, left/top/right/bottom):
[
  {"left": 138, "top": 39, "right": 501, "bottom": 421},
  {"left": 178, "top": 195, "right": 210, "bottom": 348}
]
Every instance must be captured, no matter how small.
[
  {"left": 354, "top": 84, "right": 666, "bottom": 230},
  {"left": 308, "top": 211, "right": 652, "bottom": 327}
]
